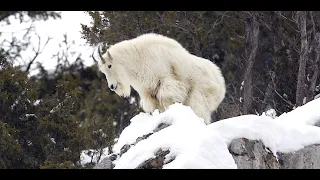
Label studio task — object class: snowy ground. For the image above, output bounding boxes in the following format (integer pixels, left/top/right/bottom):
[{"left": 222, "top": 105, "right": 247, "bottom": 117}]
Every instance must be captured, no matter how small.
[{"left": 109, "top": 98, "right": 320, "bottom": 169}]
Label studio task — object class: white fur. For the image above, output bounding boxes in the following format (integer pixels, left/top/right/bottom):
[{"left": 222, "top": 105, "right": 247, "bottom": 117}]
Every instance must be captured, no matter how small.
[{"left": 98, "top": 33, "right": 226, "bottom": 124}]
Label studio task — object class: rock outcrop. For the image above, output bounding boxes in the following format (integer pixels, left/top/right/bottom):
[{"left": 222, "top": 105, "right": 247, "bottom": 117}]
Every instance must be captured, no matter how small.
[
  {"left": 229, "top": 138, "right": 280, "bottom": 169},
  {"left": 93, "top": 156, "right": 113, "bottom": 169},
  {"left": 95, "top": 122, "right": 320, "bottom": 169},
  {"left": 94, "top": 100, "right": 320, "bottom": 169},
  {"left": 230, "top": 138, "right": 320, "bottom": 169}
]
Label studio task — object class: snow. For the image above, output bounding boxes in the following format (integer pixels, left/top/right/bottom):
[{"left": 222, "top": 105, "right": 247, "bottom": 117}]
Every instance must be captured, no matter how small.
[
  {"left": 212, "top": 54, "right": 219, "bottom": 60},
  {"left": 112, "top": 98, "right": 320, "bottom": 169},
  {"left": 261, "top": 108, "right": 277, "bottom": 119},
  {"left": 316, "top": 84, "right": 320, "bottom": 92},
  {"left": 112, "top": 107, "right": 205, "bottom": 154},
  {"left": 283, "top": 93, "right": 288, "bottom": 99},
  {"left": 50, "top": 103, "right": 62, "bottom": 113},
  {"left": 129, "top": 97, "right": 136, "bottom": 104},
  {"left": 80, "top": 147, "right": 109, "bottom": 166},
  {"left": 275, "top": 98, "right": 320, "bottom": 126},
  {"left": 33, "top": 99, "right": 41, "bottom": 106},
  {"left": 207, "top": 115, "right": 320, "bottom": 156},
  {"left": 10, "top": 99, "right": 19, "bottom": 110},
  {"left": 25, "top": 113, "right": 36, "bottom": 118},
  {"left": 240, "top": 81, "right": 244, "bottom": 91}
]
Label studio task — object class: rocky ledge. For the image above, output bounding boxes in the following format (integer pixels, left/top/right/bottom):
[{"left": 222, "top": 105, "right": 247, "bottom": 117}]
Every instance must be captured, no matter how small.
[{"left": 95, "top": 122, "right": 320, "bottom": 169}]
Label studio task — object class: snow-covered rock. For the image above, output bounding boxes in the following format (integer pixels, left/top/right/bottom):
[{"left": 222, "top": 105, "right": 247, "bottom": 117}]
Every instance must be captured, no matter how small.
[
  {"left": 230, "top": 138, "right": 280, "bottom": 169},
  {"left": 95, "top": 98, "right": 320, "bottom": 169},
  {"left": 93, "top": 156, "right": 113, "bottom": 169}
]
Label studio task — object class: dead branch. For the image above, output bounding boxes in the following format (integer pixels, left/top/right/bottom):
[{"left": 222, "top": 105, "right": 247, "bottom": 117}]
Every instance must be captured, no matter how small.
[
  {"left": 206, "top": 11, "right": 229, "bottom": 40},
  {"left": 25, "top": 33, "right": 52, "bottom": 72}
]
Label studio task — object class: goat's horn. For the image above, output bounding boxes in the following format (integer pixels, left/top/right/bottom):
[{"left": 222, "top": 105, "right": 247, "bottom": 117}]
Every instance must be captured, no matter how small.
[
  {"left": 107, "top": 50, "right": 113, "bottom": 60},
  {"left": 98, "top": 44, "right": 106, "bottom": 64}
]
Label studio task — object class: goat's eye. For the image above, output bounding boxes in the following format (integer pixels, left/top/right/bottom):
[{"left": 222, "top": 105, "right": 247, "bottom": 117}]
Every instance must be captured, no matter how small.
[{"left": 108, "top": 65, "right": 112, "bottom": 68}]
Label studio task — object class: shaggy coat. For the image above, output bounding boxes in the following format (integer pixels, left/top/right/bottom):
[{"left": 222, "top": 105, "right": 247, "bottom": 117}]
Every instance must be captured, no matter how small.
[{"left": 97, "top": 33, "right": 226, "bottom": 124}]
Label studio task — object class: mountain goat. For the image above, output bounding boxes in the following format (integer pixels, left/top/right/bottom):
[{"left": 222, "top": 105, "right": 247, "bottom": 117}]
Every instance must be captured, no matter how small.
[{"left": 94, "top": 33, "right": 226, "bottom": 124}]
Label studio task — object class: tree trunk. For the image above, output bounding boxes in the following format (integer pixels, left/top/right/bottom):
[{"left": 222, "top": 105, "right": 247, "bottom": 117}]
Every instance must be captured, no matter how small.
[
  {"left": 307, "top": 12, "right": 320, "bottom": 102},
  {"left": 296, "top": 11, "right": 308, "bottom": 106},
  {"left": 243, "top": 14, "right": 260, "bottom": 114},
  {"left": 308, "top": 33, "right": 320, "bottom": 101},
  {"left": 264, "top": 72, "right": 276, "bottom": 111}
]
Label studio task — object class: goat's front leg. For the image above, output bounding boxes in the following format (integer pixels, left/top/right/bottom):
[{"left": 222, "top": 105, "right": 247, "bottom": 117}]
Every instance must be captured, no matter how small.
[{"left": 140, "top": 94, "right": 162, "bottom": 113}]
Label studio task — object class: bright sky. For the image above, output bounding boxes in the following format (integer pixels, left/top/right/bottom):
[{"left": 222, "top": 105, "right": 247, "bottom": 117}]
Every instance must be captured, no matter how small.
[{"left": 0, "top": 11, "right": 95, "bottom": 76}]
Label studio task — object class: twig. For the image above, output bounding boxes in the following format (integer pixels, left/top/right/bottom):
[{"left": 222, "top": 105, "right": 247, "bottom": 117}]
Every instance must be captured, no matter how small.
[
  {"left": 274, "top": 89, "right": 295, "bottom": 108},
  {"left": 25, "top": 33, "right": 52, "bottom": 72}
]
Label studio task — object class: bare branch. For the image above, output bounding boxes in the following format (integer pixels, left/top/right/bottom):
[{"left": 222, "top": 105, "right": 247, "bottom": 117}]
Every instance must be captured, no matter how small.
[
  {"left": 274, "top": 89, "right": 295, "bottom": 108},
  {"left": 156, "top": 11, "right": 164, "bottom": 24},
  {"left": 276, "top": 11, "right": 298, "bottom": 24},
  {"left": 206, "top": 11, "right": 229, "bottom": 37},
  {"left": 25, "top": 33, "right": 52, "bottom": 72},
  {"left": 136, "top": 15, "right": 143, "bottom": 34},
  {"left": 276, "top": 11, "right": 300, "bottom": 33},
  {"left": 22, "top": 21, "right": 35, "bottom": 40},
  {"left": 259, "top": 18, "right": 271, "bottom": 31},
  {"left": 91, "top": 47, "right": 98, "bottom": 64}
]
